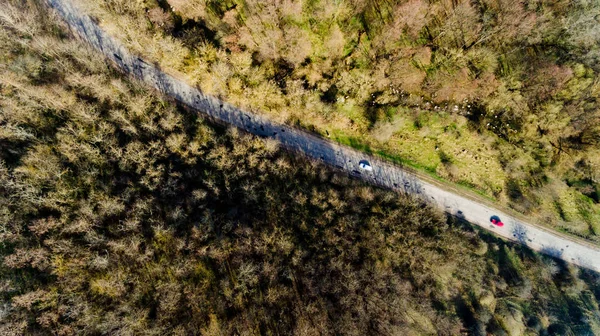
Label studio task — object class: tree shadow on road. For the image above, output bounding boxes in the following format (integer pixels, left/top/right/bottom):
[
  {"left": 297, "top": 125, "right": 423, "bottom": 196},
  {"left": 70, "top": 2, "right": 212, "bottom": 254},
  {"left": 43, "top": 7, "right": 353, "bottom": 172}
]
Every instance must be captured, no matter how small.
[{"left": 511, "top": 223, "right": 529, "bottom": 245}]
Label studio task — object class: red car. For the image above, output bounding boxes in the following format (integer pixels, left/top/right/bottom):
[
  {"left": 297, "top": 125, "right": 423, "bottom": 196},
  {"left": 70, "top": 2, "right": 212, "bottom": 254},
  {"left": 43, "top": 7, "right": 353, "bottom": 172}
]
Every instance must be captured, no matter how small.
[{"left": 490, "top": 215, "right": 504, "bottom": 227}]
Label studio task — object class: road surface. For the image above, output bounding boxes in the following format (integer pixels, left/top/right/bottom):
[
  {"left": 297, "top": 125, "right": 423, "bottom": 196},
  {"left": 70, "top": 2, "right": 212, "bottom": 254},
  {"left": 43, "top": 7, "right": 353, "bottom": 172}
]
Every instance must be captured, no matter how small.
[{"left": 46, "top": 0, "right": 600, "bottom": 272}]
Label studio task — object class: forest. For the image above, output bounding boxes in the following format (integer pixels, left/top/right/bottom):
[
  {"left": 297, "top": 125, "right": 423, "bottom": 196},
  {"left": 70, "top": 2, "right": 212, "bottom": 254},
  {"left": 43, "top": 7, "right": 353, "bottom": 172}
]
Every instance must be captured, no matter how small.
[
  {"left": 1, "top": 1, "right": 600, "bottom": 335},
  {"left": 76, "top": 0, "right": 600, "bottom": 242}
]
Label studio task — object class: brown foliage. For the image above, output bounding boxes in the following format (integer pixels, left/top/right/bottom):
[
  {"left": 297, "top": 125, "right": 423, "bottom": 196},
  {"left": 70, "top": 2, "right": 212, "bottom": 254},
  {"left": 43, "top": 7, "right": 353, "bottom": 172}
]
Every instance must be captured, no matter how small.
[{"left": 2, "top": 1, "right": 600, "bottom": 335}]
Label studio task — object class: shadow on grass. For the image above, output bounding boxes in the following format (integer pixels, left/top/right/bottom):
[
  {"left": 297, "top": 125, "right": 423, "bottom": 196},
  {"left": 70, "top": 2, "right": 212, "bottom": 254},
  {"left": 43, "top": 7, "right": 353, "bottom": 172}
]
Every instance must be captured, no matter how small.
[{"left": 334, "top": 134, "right": 373, "bottom": 154}]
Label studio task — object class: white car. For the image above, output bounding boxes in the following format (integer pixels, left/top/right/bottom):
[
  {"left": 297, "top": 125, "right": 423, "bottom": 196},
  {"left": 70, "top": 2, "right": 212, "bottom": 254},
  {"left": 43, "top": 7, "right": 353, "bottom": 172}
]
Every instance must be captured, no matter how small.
[{"left": 359, "top": 160, "right": 373, "bottom": 171}]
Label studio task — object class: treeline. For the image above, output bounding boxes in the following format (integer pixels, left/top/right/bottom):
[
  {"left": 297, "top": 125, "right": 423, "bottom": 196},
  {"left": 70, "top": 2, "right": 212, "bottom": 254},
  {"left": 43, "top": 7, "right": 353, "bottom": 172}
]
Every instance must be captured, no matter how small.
[
  {"left": 1, "top": 1, "right": 600, "bottom": 335},
  {"left": 77, "top": 0, "right": 600, "bottom": 240}
]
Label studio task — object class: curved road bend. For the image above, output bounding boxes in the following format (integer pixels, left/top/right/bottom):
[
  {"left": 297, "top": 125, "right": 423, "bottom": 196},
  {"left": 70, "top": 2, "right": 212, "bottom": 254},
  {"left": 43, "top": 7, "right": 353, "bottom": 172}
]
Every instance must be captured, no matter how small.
[{"left": 47, "top": 0, "right": 600, "bottom": 272}]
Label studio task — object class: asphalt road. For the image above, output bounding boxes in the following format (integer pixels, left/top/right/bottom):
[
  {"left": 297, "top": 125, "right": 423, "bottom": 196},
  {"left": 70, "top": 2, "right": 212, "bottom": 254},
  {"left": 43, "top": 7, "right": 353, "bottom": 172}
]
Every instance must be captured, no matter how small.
[{"left": 46, "top": 0, "right": 600, "bottom": 272}]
